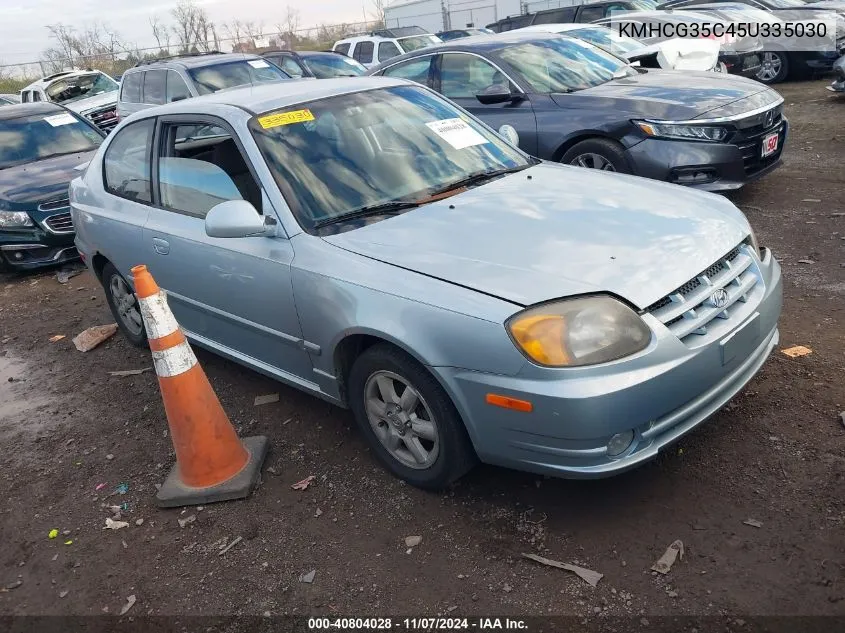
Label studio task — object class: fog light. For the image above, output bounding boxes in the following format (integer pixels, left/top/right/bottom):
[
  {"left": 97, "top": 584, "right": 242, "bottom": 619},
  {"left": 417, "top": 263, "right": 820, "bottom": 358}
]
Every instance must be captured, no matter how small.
[
  {"left": 607, "top": 430, "right": 635, "bottom": 457},
  {"left": 671, "top": 168, "right": 717, "bottom": 185}
]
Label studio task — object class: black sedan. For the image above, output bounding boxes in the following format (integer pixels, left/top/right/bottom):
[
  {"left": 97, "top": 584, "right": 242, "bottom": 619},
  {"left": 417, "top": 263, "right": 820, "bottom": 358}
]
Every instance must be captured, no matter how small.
[
  {"left": 369, "top": 32, "right": 787, "bottom": 191},
  {"left": 0, "top": 103, "right": 103, "bottom": 272},
  {"left": 262, "top": 50, "right": 368, "bottom": 78}
]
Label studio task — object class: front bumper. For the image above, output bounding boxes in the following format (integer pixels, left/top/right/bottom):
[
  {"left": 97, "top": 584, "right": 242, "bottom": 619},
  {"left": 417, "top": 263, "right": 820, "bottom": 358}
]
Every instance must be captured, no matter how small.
[
  {"left": 625, "top": 118, "right": 788, "bottom": 192},
  {"left": 434, "top": 249, "right": 782, "bottom": 479},
  {"left": 0, "top": 228, "right": 78, "bottom": 271}
]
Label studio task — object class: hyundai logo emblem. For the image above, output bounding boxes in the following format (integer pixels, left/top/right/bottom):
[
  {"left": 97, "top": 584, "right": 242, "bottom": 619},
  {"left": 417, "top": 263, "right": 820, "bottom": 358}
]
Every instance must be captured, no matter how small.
[
  {"left": 711, "top": 289, "right": 730, "bottom": 309},
  {"left": 764, "top": 110, "right": 775, "bottom": 128}
]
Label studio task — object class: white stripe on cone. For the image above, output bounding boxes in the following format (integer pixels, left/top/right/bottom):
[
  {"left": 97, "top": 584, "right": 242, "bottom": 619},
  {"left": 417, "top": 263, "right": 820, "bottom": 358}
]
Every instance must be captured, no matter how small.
[
  {"left": 152, "top": 341, "right": 198, "bottom": 378},
  {"left": 138, "top": 292, "right": 181, "bottom": 340}
]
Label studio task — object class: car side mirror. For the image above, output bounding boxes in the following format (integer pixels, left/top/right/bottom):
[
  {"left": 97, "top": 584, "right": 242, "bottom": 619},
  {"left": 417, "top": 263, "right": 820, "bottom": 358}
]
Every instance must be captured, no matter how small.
[
  {"left": 476, "top": 83, "right": 517, "bottom": 105},
  {"left": 205, "top": 200, "right": 269, "bottom": 238}
]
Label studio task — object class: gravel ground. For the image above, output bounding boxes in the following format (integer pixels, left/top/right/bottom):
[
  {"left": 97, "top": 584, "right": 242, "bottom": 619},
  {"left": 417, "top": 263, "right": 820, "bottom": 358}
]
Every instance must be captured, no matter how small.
[{"left": 0, "top": 79, "right": 843, "bottom": 626}]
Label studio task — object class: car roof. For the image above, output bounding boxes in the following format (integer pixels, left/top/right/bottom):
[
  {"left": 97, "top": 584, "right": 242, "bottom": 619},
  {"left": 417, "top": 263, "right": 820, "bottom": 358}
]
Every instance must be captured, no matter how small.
[
  {"left": 21, "top": 69, "right": 105, "bottom": 91},
  {"left": 0, "top": 102, "right": 65, "bottom": 120},
  {"left": 128, "top": 52, "right": 264, "bottom": 71},
  {"left": 129, "top": 76, "right": 411, "bottom": 117},
  {"left": 336, "top": 35, "right": 395, "bottom": 44},
  {"left": 515, "top": 23, "right": 596, "bottom": 33}
]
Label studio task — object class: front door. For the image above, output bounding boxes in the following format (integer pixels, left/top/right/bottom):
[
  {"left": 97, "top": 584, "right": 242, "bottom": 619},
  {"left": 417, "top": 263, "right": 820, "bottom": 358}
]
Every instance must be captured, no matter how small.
[
  {"left": 141, "top": 116, "right": 315, "bottom": 388},
  {"left": 433, "top": 52, "right": 539, "bottom": 155}
]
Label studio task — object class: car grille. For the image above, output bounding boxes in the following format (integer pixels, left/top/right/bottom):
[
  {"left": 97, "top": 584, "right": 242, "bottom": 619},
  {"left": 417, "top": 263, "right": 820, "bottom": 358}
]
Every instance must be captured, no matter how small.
[
  {"left": 646, "top": 244, "right": 760, "bottom": 344},
  {"left": 731, "top": 105, "right": 784, "bottom": 176},
  {"left": 85, "top": 104, "right": 119, "bottom": 133},
  {"left": 38, "top": 198, "right": 75, "bottom": 234}
]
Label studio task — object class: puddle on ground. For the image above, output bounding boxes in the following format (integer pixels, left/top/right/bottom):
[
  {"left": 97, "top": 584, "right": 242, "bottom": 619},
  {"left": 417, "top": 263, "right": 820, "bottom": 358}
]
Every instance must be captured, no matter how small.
[{"left": 0, "top": 353, "right": 52, "bottom": 423}]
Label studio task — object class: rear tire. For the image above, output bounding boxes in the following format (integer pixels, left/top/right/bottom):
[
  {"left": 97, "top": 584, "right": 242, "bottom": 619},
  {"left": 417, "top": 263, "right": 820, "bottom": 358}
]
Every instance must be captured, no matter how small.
[
  {"left": 347, "top": 343, "right": 476, "bottom": 490},
  {"left": 101, "top": 262, "right": 147, "bottom": 348},
  {"left": 756, "top": 51, "right": 789, "bottom": 84},
  {"left": 561, "top": 138, "right": 631, "bottom": 174}
]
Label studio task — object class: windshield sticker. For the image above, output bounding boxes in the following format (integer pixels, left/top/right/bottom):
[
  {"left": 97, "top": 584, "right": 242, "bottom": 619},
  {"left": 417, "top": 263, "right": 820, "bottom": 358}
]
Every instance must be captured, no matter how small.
[
  {"left": 426, "top": 118, "right": 488, "bottom": 150},
  {"left": 257, "top": 109, "right": 316, "bottom": 129},
  {"left": 43, "top": 113, "right": 77, "bottom": 127},
  {"left": 247, "top": 59, "right": 270, "bottom": 69}
]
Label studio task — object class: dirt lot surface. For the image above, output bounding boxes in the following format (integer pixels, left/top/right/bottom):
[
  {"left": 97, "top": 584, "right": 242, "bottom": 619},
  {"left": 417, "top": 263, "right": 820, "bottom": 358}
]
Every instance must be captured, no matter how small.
[{"left": 1, "top": 79, "right": 844, "bottom": 627}]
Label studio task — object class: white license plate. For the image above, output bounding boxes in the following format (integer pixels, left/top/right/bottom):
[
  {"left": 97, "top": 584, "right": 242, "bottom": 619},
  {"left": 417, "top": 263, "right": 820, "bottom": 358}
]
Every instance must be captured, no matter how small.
[{"left": 762, "top": 132, "right": 779, "bottom": 158}]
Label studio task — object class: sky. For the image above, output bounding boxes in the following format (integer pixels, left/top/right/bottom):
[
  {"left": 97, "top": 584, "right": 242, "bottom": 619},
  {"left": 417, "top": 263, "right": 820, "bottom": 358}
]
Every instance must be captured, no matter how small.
[{"left": 0, "top": 0, "right": 374, "bottom": 67}]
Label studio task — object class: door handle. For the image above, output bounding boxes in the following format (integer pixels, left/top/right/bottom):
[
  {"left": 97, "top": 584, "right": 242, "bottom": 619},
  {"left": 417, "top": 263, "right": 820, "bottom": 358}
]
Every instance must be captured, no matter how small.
[{"left": 152, "top": 238, "right": 170, "bottom": 255}]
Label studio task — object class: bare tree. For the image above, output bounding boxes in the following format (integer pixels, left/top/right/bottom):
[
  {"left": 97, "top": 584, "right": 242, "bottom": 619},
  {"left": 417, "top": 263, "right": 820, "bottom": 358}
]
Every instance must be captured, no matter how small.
[
  {"left": 150, "top": 16, "right": 171, "bottom": 54},
  {"left": 370, "top": 0, "right": 387, "bottom": 27},
  {"left": 275, "top": 6, "right": 301, "bottom": 48},
  {"left": 223, "top": 20, "right": 247, "bottom": 48},
  {"left": 45, "top": 23, "right": 77, "bottom": 69},
  {"left": 171, "top": 0, "right": 214, "bottom": 53}
]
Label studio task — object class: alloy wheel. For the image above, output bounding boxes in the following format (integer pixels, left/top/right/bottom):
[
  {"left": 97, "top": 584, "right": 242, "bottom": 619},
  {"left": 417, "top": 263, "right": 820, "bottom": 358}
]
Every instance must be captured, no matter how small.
[
  {"left": 110, "top": 275, "right": 144, "bottom": 336},
  {"left": 363, "top": 370, "right": 440, "bottom": 470},
  {"left": 757, "top": 53, "right": 782, "bottom": 83},
  {"left": 570, "top": 152, "right": 616, "bottom": 171}
]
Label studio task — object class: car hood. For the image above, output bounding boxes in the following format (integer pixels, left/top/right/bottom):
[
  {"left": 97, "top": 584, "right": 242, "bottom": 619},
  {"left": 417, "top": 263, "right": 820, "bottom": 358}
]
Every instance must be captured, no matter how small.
[
  {"left": 0, "top": 151, "right": 97, "bottom": 208},
  {"left": 551, "top": 70, "right": 779, "bottom": 120},
  {"left": 323, "top": 164, "right": 750, "bottom": 310},
  {"left": 62, "top": 90, "right": 118, "bottom": 114}
]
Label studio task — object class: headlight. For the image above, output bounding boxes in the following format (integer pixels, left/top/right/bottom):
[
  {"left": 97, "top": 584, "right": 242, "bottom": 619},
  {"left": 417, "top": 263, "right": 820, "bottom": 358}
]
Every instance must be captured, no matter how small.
[
  {"left": 634, "top": 120, "right": 729, "bottom": 142},
  {"left": 0, "top": 211, "right": 34, "bottom": 228},
  {"left": 507, "top": 296, "right": 651, "bottom": 368}
]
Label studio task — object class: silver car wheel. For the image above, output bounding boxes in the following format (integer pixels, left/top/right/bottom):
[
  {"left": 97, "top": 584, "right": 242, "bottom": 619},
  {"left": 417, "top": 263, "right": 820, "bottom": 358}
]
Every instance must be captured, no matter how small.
[
  {"left": 570, "top": 152, "right": 616, "bottom": 171},
  {"left": 757, "top": 53, "right": 782, "bottom": 82},
  {"left": 364, "top": 370, "right": 440, "bottom": 470},
  {"left": 110, "top": 275, "right": 144, "bottom": 337}
]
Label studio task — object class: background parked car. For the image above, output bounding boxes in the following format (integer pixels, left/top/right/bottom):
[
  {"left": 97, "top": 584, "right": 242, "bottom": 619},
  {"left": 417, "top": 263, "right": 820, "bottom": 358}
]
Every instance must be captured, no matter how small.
[
  {"left": 660, "top": 0, "right": 845, "bottom": 82},
  {"left": 516, "top": 23, "right": 722, "bottom": 71},
  {"left": 117, "top": 52, "right": 291, "bottom": 120},
  {"left": 71, "top": 77, "right": 782, "bottom": 489},
  {"left": 827, "top": 53, "right": 845, "bottom": 90},
  {"left": 0, "top": 102, "right": 103, "bottom": 272},
  {"left": 262, "top": 50, "right": 367, "bottom": 78},
  {"left": 19, "top": 70, "right": 120, "bottom": 133},
  {"left": 1, "top": 94, "right": 21, "bottom": 105},
  {"left": 487, "top": 0, "right": 659, "bottom": 32},
  {"left": 436, "top": 28, "right": 496, "bottom": 41},
  {"left": 370, "top": 32, "right": 786, "bottom": 191},
  {"left": 593, "top": 10, "right": 765, "bottom": 76},
  {"left": 333, "top": 27, "right": 443, "bottom": 68}
]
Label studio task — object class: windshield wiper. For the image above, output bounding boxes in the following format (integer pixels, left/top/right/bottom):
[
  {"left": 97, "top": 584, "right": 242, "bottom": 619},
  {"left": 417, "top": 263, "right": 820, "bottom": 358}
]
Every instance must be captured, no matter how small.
[
  {"left": 425, "top": 165, "right": 532, "bottom": 198},
  {"left": 314, "top": 200, "right": 423, "bottom": 229}
]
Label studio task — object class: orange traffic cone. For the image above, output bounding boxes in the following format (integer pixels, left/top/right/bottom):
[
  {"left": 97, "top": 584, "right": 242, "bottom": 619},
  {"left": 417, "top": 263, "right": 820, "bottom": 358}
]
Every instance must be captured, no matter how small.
[{"left": 131, "top": 265, "right": 268, "bottom": 508}]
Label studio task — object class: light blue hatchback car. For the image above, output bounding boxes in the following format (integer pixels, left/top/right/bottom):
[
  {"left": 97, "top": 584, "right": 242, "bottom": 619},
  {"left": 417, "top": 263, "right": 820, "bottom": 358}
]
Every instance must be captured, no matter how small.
[{"left": 71, "top": 77, "right": 782, "bottom": 489}]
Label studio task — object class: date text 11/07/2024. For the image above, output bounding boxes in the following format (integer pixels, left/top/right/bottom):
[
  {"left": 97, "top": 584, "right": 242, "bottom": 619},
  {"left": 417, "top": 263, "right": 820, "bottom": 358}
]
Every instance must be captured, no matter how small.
[{"left": 307, "top": 618, "right": 529, "bottom": 630}]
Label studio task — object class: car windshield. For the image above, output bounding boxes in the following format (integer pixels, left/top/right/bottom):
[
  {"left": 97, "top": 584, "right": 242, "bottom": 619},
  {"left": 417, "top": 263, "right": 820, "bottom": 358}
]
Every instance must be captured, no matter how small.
[
  {"left": 497, "top": 38, "right": 636, "bottom": 93},
  {"left": 631, "top": 0, "right": 659, "bottom": 8},
  {"left": 249, "top": 85, "right": 529, "bottom": 231},
  {"left": 188, "top": 60, "right": 289, "bottom": 95},
  {"left": 567, "top": 26, "right": 645, "bottom": 55},
  {"left": 0, "top": 112, "right": 102, "bottom": 169},
  {"left": 398, "top": 35, "right": 442, "bottom": 52},
  {"left": 301, "top": 54, "right": 367, "bottom": 78},
  {"left": 45, "top": 72, "right": 119, "bottom": 104}
]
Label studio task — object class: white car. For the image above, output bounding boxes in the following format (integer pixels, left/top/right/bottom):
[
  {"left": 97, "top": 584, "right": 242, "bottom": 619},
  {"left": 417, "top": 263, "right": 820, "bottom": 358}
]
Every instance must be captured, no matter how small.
[
  {"left": 333, "top": 27, "right": 442, "bottom": 69},
  {"left": 516, "top": 23, "right": 722, "bottom": 72},
  {"left": 20, "top": 70, "right": 120, "bottom": 133}
]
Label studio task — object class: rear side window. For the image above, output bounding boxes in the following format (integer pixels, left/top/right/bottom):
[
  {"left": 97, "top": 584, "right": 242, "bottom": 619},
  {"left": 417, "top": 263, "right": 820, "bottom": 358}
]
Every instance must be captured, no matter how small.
[
  {"left": 271, "top": 55, "right": 306, "bottom": 78},
  {"left": 354, "top": 41, "right": 374, "bottom": 64},
  {"left": 121, "top": 72, "right": 142, "bottom": 103},
  {"left": 381, "top": 57, "right": 433, "bottom": 86},
  {"left": 32, "top": 92, "right": 43, "bottom": 102},
  {"left": 21, "top": 92, "right": 30, "bottom": 103},
  {"left": 143, "top": 70, "right": 166, "bottom": 105},
  {"left": 166, "top": 71, "right": 191, "bottom": 102},
  {"left": 578, "top": 6, "right": 609, "bottom": 22},
  {"left": 335, "top": 43, "right": 351, "bottom": 55},
  {"left": 378, "top": 42, "right": 401, "bottom": 62},
  {"left": 104, "top": 119, "right": 154, "bottom": 203},
  {"left": 534, "top": 8, "right": 577, "bottom": 23}
]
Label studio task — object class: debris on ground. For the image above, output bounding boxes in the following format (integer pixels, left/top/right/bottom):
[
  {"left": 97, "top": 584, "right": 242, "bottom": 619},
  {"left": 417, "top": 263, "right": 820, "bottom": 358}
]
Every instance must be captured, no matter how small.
[
  {"left": 300, "top": 570, "right": 316, "bottom": 584},
  {"left": 291, "top": 475, "right": 316, "bottom": 490},
  {"left": 72, "top": 324, "right": 118, "bottom": 352},
  {"left": 1, "top": 580, "right": 23, "bottom": 593},
  {"left": 651, "top": 540, "right": 684, "bottom": 575},
  {"left": 178, "top": 514, "right": 196, "bottom": 528},
  {"left": 743, "top": 519, "right": 763, "bottom": 528},
  {"left": 781, "top": 345, "right": 813, "bottom": 358},
  {"left": 135, "top": 518, "right": 144, "bottom": 526},
  {"left": 797, "top": 259, "right": 815, "bottom": 265},
  {"left": 56, "top": 264, "right": 85, "bottom": 284},
  {"left": 119, "top": 594, "right": 136, "bottom": 616},
  {"left": 254, "top": 393, "right": 280, "bottom": 406},
  {"left": 503, "top": 583, "right": 513, "bottom": 593},
  {"left": 405, "top": 535, "right": 422, "bottom": 548},
  {"left": 110, "top": 483, "right": 129, "bottom": 496},
  {"left": 218, "top": 536, "right": 243, "bottom": 556},
  {"left": 59, "top": 590, "right": 68, "bottom": 598},
  {"left": 105, "top": 518, "right": 129, "bottom": 530},
  {"left": 64, "top": 540, "right": 73, "bottom": 546},
  {"left": 95, "top": 483, "right": 107, "bottom": 491},
  {"left": 49, "top": 335, "right": 66, "bottom": 343},
  {"left": 522, "top": 553, "right": 603, "bottom": 587},
  {"left": 48, "top": 529, "right": 58, "bottom": 539},
  {"left": 108, "top": 368, "right": 152, "bottom": 377}
]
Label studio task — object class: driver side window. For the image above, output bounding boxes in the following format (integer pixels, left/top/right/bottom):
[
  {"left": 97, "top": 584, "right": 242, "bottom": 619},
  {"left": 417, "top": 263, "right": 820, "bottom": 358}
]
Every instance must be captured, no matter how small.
[{"left": 439, "top": 53, "right": 513, "bottom": 99}]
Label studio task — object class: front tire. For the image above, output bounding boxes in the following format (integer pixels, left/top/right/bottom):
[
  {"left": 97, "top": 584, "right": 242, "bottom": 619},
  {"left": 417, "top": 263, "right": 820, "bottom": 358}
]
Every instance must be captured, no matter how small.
[
  {"left": 756, "top": 51, "right": 789, "bottom": 84},
  {"left": 101, "top": 262, "right": 147, "bottom": 348},
  {"left": 561, "top": 138, "right": 631, "bottom": 174},
  {"left": 347, "top": 344, "right": 476, "bottom": 489}
]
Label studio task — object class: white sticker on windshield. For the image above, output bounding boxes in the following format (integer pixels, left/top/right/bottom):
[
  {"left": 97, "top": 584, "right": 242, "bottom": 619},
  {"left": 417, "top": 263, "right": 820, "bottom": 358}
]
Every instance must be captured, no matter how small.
[
  {"left": 44, "top": 113, "right": 77, "bottom": 127},
  {"left": 426, "top": 118, "right": 489, "bottom": 150},
  {"left": 248, "top": 59, "right": 270, "bottom": 69}
]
